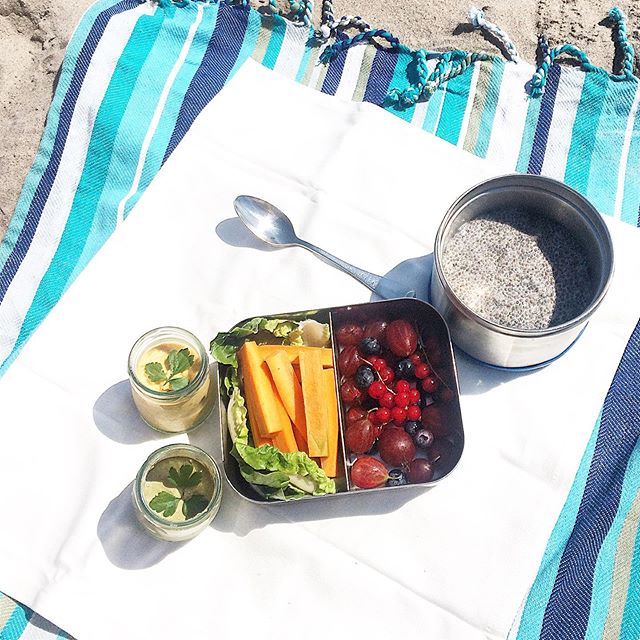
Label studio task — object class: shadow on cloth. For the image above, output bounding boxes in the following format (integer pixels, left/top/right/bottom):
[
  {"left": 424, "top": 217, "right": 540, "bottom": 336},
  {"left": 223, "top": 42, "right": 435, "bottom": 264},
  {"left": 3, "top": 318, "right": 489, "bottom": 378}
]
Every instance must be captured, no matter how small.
[
  {"left": 98, "top": 482, "right": 185, "bottom": 569},
  {"left": 93, "top": 380, "right": 168, "bottom": 445}
]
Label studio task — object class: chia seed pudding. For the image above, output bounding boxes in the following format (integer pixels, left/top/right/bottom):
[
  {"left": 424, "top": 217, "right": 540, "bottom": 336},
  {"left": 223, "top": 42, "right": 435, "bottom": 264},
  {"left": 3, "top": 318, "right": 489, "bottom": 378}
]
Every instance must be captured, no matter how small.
[{"left": 441, "top": 209, "right": 593, "bottom": 330}]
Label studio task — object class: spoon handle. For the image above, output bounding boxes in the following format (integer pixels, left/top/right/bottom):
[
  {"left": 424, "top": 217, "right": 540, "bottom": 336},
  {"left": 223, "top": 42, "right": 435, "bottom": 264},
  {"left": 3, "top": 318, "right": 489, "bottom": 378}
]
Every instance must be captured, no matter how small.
[{"left": 297, "top": 239, "right": 388, "bottom": 293}]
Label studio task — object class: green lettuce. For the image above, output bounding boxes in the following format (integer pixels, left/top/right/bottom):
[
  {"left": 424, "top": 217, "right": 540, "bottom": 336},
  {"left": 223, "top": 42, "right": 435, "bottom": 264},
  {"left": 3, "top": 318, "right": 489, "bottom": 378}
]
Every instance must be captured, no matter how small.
[
  {"left": 210, "top": 317, "right": 302, "bottom": 369},
  {"left": 211, "top": 316, "right": 335, "bottom": 501},
  {"left": 232, "top": 440, "right": 336, "bottom": 500}
]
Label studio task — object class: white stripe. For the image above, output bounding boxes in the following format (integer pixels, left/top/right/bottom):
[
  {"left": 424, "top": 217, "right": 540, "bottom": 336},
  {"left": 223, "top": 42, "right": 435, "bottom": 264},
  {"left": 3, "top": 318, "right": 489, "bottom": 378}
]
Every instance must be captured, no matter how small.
[
  {"left": 273, "top": 21, "right": 308, "bottom": 80},
  {"left": 457, "top": 62, "right": 481, "bottom": 146},
  {"left": 485, "top": 61, "right": 533, "bottom": 170},
  {"left": 333, "top": 42, "right": 367, "bottom": 100},
  {"left": 613, "top": 84, "right": 640, "bottom": 219},
  {"left": 541, "top": 67, "right": 584, "bottom": 180},
  {"left": 308, "top": 44, "right": 328, "bottom": 89},
  {"left": 117, "top": 3, "right": 204, "bottom": 226},
  {"left": 410, "top": 59, "right": 437, "bottom": 129},
  {"left": 0, "top": 3, "right": 153, "bottom": 363},
  {"left": 411, "top": 100, "right": 428, "bottom": 127}
]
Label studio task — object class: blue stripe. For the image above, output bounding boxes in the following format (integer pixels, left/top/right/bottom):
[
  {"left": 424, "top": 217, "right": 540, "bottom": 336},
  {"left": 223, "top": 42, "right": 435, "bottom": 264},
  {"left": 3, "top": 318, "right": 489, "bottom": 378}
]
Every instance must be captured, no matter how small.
[
  {"left": 0, "top": 0, "right": 138, "bottom": 305},
  {"left": 527, "top": 64, "right": 561, "bottom": 175},
  {"left": 0, "top": 8, "right": 165, "bottom": 377},
  {"left": 620, "top": 518, "right": 640, "bottom": 639},
  {"left": 228, "top": 5, "right": 261, "bottom": 79},
  {"left": 0, "top": 0, "right": 118, "bottom": 272},
  {"left": 125, "top": 1, "right": 221, "bottom": 218},
  {"left": 540, "top": 319, "right": 640, "bottom": 640},
  {"left": 515, "top": 416, "right": 602, "bottom": 640},
  {"left": 474, "top": 59, "right": 504, "bottom": 157},
  {"left": 583, "top": 436, "right": 640, "bottom": 639},
  {"left": 436, "top": 65, "right": 475, "bottom": 145},
  {"left": 362, "top": 48, "right": 397, "bottom": 107},
  {"left": 384, "top": 51, "right": 415, "bottom": 123},
  {"left": 162, "top": 2, "right": 249, "bottom": 162},
  {"left": 261, "top": 14, "right": 286, "bottom": 70},
  {"left": 585, "top": 81, "right": 638, "bottom": 217},
  {"left": 0, "top": 604, "right": 32, "bottom": 640},
  {"left": 563, "top": 71, "right": 607, "bottom": 197},
  {"left": 320, "top": 33, "right": 349, "bottom": 95},
  {"left": 422, "top": 82, "right": 446, "bottom": 134},
  {"left": 71, "top": 4, "right": 197, "bottom": 280}
]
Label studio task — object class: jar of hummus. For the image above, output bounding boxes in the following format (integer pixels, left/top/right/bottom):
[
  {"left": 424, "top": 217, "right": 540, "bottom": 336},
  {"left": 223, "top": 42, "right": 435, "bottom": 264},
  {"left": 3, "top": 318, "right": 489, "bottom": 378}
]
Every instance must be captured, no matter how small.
[
  {"left": 128, "top": 327, "right": 215, "bottom": 433},
  {"left": 133, "top": 444, "right": 222, "bottom": 542}
]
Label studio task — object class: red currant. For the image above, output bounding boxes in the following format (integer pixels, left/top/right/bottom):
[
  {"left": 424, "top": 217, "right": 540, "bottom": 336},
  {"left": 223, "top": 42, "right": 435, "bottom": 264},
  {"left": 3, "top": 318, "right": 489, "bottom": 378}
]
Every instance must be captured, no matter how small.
[
  {"left": 380, "top": 392, "right": 395, "bottom": 409},
  {"left": 372, "top": 358, "right": 387, "bottom": 372},
  {"left": 391, "top": 407, "right": 407, "bottom": 425},
  {"left": 421, "top": 376, "right": 440, "bottom": 393},
  {"left": 394, "top": 392, "right": 410, "bottom": 408},
  {"left": 407, "top": 405, "right": 422, "bottom": 421},
  {"left": 409, "top": 353, "right": 422, "bottom": 365},
  {"left": 380, "top": 367, "right": 395, "bottom": 383},
  {"left": 409, "top": 389, "right": 421, "bottom": 404},
  {"left": 368, "top": 380, "right": 386, "bottom": 399},
  {"left": 395, "top": 379, "right": 411, "bottom": 394},
  {"left": 373, "top": 407, "right": 392, "bottom": 425},
  {"left": 415, "top": 363, "right": 431, "bottom": 379}
]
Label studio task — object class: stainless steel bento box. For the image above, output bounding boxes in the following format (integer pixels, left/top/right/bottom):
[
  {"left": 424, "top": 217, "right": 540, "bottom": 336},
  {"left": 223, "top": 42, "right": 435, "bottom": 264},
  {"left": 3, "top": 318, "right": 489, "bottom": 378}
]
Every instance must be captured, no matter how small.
[{"left": 215, "top": 298, "right": 465, "bottom": 503}]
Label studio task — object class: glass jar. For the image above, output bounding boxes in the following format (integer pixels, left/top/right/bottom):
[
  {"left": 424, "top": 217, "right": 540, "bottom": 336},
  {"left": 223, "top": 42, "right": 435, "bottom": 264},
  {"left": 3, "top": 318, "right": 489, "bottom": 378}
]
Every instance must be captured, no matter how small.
[
  {"left": 128, "top": 327, "right": 215, "bottom": 433},
  {"left": 132, "top": 444, "right": 222, "bottom": 542}
]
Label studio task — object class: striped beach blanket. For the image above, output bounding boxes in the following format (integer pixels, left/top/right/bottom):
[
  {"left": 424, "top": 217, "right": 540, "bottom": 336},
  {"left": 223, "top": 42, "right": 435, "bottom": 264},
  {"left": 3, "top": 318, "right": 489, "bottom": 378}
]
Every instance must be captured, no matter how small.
[{"left": 0, "top": 1, "right": 639, "bottom": 638}]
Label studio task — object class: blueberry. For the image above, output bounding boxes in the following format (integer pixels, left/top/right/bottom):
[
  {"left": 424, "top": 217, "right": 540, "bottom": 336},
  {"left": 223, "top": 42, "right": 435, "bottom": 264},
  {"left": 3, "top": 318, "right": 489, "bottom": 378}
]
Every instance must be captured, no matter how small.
[
  {"left": 414, "top": 428, "right": 434, "bottom": 449},
  {"left": 395, "top": 358, "right": 414, "bottom": 379},
  {"left": 354, "top": 365, "right": 376, "bottom": 389},
  {"left": 386, "top": 468, "right": 407, "bottom": 487},
  {"left": 404, "top": 420, "right": 420, "bottom": 437},
  {"left": 359, "top": 337, "right": 381, "bottom": 356}
]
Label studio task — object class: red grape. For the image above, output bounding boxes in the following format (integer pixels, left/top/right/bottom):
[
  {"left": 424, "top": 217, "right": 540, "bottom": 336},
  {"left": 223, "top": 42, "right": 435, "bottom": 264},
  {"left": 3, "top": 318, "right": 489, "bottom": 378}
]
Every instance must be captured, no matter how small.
[
  {"left": 385, "top": 320, "right": 418, "bottom": 357},
  {"left": 344, "top": 418, "right": 376, "bottom": 454},
  {"left": 346, "top": 406, "right": 367, "bottom": 425},
  {"left": 363, "top": 319, "right": 388, "bottom": 340},
  {"left": 378, "top": 427, "right": 416, "bottom": 466},
  {"left": 421, "top": 404, "right": 449, "bottom": 437},
  {"left": 351, "top": 457, "right": 389, "bottom": 489},
  {"left": 337, "top": 323, "right": 364, "bottom": 346},
  {"left": 407, "top": 458, "right": 434, "bottom": 483},
  {"left": 340, "top": 379, "right": 362, "bottom": 405},
  {"left": 338, "top": 345, "right": 363, "bottom": 376}
]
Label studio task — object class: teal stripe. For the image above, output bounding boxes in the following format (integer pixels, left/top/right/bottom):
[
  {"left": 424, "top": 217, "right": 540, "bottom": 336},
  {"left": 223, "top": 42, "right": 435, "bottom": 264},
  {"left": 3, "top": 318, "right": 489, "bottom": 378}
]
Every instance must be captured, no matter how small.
[
  {"left": 473, "top": 59, "right": 504, "bottom": 158},
  {"left": 72, "top": 5, "right": 196, "bottom": 280},
  {"left": 620, "top": 514, "right": 640, "bottom": 639},
  {"left": 1, "top": 9, "right": 164, "bottom": 375},
  {"left": 422, "top": 81, "right": 446, "bottom": 134},
  {"left": 563, "top": 72, "right": 608, "bottom": 196},
  {"left": 2, "top": 604, "right": 31, "bottom": 640},
  {"left": 261, "top": 15, "right": 286, "bottom": 70},
  {"left": 0, "top": 0, "right": 118, "bottom": 271},
  {"left": 585, "top": 81, "right": 638, "bottom": 216},
  {"left": 435, "top": 65, "right": 475, "bottom": 145},
  {"left": 620, "top": 91, "right": 640, "bottom": 225},
  {"left": 584, "top": 438, "right": 640, "bottom": 639},
  {"left": 515, "top": 96, "right": 542, "bottom": 172},
  {"left": 130, "top": 2, "right": 220, "bottom": 216},
  {"left": 515, "top": 415, "right": 602, "bottom": 640},
  {"left": 384, "top": 51, "right": 416, "bottom": 123},
  {"left": 295, "top": 28, "right": 314, "bottom": 82},
  {"left": 228, "top": 5, "right": 261, "bottom": 79}
]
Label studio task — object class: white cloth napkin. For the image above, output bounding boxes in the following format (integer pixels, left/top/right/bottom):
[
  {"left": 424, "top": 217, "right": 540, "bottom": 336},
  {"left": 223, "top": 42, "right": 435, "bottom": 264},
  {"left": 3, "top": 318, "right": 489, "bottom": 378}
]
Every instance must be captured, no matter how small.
[{"left": 1, "top": 59, "right": 639, "bottom": 640}]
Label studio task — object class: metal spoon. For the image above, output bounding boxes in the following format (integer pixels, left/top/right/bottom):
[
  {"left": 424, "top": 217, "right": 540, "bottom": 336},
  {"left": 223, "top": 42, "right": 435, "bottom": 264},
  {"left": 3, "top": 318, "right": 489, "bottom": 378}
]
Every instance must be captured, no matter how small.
[{"left": 234, "top": 196, "right": 413, "bottom": 299}]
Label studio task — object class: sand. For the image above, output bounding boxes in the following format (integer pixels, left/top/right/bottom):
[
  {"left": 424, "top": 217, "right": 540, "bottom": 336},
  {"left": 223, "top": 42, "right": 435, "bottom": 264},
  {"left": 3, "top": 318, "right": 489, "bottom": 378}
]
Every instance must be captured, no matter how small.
[{"left": 0, "top": 0, "right": 638, "bottom": 237}]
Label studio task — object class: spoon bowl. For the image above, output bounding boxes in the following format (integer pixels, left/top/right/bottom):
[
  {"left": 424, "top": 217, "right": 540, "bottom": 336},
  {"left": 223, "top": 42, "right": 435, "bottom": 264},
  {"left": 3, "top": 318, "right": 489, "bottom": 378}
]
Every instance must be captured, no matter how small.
[{"left": 233, "top": 195, "right": 415, "bottom": 299}]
